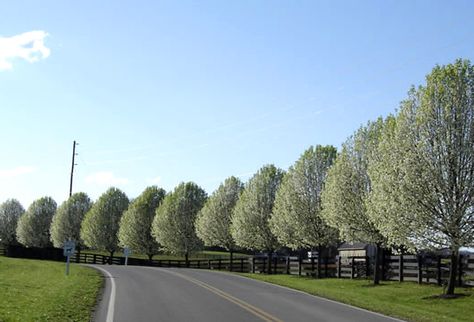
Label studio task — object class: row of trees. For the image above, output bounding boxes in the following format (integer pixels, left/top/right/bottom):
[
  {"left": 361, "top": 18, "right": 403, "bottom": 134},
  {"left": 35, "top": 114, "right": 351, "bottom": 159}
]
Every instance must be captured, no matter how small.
[
  {"left": 0, "top": 145, "right": 338, "bottom": 268},
  {"left": 321, "top": 59, "right": 474, "bottom": 295},
  {"left": 1, "top": 59, "right": 473, "bottom": 295}
]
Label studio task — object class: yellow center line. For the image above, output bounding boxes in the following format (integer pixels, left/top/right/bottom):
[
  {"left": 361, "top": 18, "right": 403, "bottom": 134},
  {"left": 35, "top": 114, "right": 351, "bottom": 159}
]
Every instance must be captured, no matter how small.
[{"left": 153, "top": 268, "right": 284, "bottom": 322}]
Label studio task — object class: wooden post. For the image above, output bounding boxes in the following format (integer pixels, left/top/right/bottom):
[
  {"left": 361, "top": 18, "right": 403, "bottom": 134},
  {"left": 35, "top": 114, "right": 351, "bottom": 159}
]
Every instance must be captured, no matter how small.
[
  {"left": 311, "top": 257, "right": 315, "bottom": 276},
  {"left": 286, "top": 256, "right": 290, "bottom": 275},
  {"left": 351, "top": 257, "right": 355, "bottom": 279},
  {"left": 458, "top": 254, "right": 463, "bottom": 287},
  {"left": 298, "top": 255, "right": 302, "bottom": 276},
  {"left": 273, "top": 256, "right": 277, "bottom": 274},
  {"left": 263, "top": 258, "right": 267, "bottom": 274},
  {"left": 399, "top": 254, "right": 404, "bottom": 282},
  {"left": 436, "top": 256, "right": 442, "bottom": 286},
  {"left": 317, "top": 247, "right": 322, "bottom": 279},
  {"left": 365, "top": 256, "right": 370, "bottom": 278},
  {"left": 325, "top": 257, "right": 328, "bottom": 278},
  {"left": 252, "top": 257, "right": 256, "bottom": 273},
  {"left": 208, "top": 259, "right": 212, "bottom": 269},
  {"left": 417, "top": 255, "right": 423, "bottom": 284},
  {"left": 381, "top": 249, "right": 386, "bottom": 281},
  {"left": 240, "top": 258, "right": 244, "bottom": 272},
  {"left": 337, "top": 256, "right": 341, "bottom": 278},
  {"left": 218, "top": 258, "right": 222, "bottom": 270}
]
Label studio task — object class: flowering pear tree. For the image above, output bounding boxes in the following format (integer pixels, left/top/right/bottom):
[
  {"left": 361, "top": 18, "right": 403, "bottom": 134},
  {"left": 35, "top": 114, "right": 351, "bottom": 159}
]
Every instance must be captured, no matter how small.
[
  {"left": 118, "top": 186, "right": 166, "bottom": 260},
  {"left": 0, "top": 199, "right": 24, "bottom": 246},
  {"left": 16, "top": 197, "right": 57, "bottom": 248}
]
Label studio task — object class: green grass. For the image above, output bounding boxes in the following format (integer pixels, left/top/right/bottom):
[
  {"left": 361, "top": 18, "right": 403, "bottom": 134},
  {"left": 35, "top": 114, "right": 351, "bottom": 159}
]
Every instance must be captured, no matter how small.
[
  {"left": 82, "top": 249, "right": 250, "bottom": 260},
  {"left": 239, "top": 274, "right": 474, "bottom": 322},
  {"left": 0, "top": 257, "right": 102, "bottom": 322}
]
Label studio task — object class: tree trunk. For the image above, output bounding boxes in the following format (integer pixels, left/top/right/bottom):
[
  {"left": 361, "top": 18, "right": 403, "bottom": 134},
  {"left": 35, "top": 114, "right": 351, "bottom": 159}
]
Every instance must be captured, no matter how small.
[
  {"left": 446, "top": 249, "right": 458, "bottom": 295},
  {"left": 373, "top": 243, "right": 381, "bottom": 285}
]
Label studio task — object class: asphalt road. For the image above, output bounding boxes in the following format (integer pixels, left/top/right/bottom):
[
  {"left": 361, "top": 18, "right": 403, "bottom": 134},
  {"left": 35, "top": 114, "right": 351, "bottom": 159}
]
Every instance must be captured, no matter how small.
[{"left": 90, "top": 265, "right": 403, "bottom": 322}]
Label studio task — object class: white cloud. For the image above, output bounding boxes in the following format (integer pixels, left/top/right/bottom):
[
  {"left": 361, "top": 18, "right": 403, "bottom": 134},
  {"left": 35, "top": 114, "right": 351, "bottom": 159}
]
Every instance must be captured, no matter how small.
[
  {"left": 85, "top": 171, "right": 129, "bottom": 186},
  {"left": 0, "top": 166, "right": 36, "bottom": 178},
  {"left": 147, "top": 176, "right": 162, "bottom": 185},
  {"left": 0, "top": 30, "right": 50, "bottom": 70}
]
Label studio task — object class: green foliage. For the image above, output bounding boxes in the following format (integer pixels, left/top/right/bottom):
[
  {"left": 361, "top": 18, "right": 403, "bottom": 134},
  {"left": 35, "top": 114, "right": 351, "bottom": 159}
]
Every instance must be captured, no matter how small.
[
  {"left": 270, "top": 145, "right": 338, "bottom": 250},
  {"left": 118, "top": 186, "right": 166, "bottom": 258},
  {"left": 152, "top": 182, "right": 207, "bottom": 257},
  {"left": 195, "top": 176, "right": 243, "bottom": 251},
  {"left": 16, "top": 197, "right": 57, "bottom": 248},
  {"left": 80, "top": 187, "right": 129, "bottom": 254},
  {"left": 369, "top": 59, "right": 474, "bottom": 252},
  {"left": 321, "top": 119, "right": 386, "bottom": 244},
  {"left": 231, "top": 164, "right": 284, "bottom": 251},
  {"left": 0, "top": 199, "right": 24, "bottom": 246},
  {"left": 50, "top": 192, "right": 92, "bottom": 249}
]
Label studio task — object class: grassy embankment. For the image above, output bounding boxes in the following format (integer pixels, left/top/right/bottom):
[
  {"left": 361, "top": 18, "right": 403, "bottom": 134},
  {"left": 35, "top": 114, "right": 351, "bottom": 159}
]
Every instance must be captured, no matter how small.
[
  {"left": 0, "top": 257, "right": 102, "bottom": 322},
  {"left": 240, "top": 273, "right": 474, "bottom": 322}
]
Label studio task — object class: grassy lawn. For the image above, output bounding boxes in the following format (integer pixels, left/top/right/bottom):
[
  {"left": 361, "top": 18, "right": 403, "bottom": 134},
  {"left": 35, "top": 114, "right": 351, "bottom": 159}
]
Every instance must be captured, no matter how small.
[
  {"left": 240, "top": 274, "right": 474, "bottom": 322},
  {"left": 83, "top": 249, "right": 250, "bottom": 260},
  {"left": 0, "top": 257, "right": 102, "bottom": 322}
]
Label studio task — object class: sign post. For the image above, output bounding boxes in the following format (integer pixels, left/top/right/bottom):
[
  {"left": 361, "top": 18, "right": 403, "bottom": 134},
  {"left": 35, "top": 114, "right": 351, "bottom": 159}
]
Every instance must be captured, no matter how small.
[
  {"left": 124, "top": 247, "right": 131, "bottom": 266},
  {"left": 63, "top": 240, "right": 76, "bottom": 276}
]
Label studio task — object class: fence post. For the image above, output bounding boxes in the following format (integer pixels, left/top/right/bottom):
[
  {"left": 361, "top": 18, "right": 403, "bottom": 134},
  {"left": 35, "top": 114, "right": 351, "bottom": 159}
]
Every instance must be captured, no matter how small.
[
  {"left": 417, "top": 255, "right": 423, "bottom": 284},
  {"left": 208, "top": 259, "right": 212, "bottom": 269},
  {"left": 298, "top": 255, "right": 302, "bottom": 276},
  {"left": 241, "top": 258, "right": 244, "bottom": 272},
  {"left": 399, "top": 254, "right": 404, "bottom": 282},
  {"left": 311, "top": 257, "right": 315, "bottom": 276},
  {"left": 263, "top": 258, "right": 267, "bottom": 274},
  {"left": 93, "top": 254, "right": 97, "bottom": 264},
  {"left": 458, "top": 254, "right": 463, "bottom": 287},
  {"left": 286, "top": 256, "right": 290, "bottom": 275},
  {"left": 381, "top": 249, "right": 386, "bottom": 281},
  {"left": 273, "top": 256, "right": 277, "bottom": 274},
  {"left": 351, "top": 257, "right": 355, "bottom": 279},
  {"left": 252, "top": 257, "right": 256, "bottom": 273},
  {"left": 218, "top": 258, "right": 222, "bottom": 270},
  {"left": 325, "top": 257, "right": 328, "bottom": 278},
  {"left": 337, "top": 256, "right": 341, "bottom": 278},
  {"left": 435, "top": 256, "right": 441, "bottom": 286},
  {"left": 365, "top": 256, "right": 370, "bottom": 278}
]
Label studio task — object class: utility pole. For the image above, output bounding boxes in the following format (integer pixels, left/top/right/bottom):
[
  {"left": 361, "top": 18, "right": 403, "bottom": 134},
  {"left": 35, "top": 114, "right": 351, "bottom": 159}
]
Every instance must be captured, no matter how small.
[{"left": 69, "top": 141, "right": 78, "bottom": 197}]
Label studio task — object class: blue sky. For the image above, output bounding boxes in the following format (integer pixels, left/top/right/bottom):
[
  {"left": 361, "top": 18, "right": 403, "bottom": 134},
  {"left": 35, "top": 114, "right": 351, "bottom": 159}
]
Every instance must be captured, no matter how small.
[{"left": 1, "top": 0, "right": 473, "bottom": 207}]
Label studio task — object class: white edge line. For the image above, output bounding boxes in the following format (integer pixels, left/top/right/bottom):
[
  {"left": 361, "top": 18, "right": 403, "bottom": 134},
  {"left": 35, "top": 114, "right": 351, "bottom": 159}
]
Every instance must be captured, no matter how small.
[
  {"left": 90, "top": 265, "right": 116, "bottom": 322},
  {"left": 202, "top": 270, "right": 406, "bottom": 322}
]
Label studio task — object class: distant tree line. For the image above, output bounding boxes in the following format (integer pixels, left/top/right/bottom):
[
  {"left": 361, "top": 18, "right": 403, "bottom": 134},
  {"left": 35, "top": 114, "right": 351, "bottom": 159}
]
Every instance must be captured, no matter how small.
[{"left": 0, "top": 59, "right": 473, "bottom": 295}]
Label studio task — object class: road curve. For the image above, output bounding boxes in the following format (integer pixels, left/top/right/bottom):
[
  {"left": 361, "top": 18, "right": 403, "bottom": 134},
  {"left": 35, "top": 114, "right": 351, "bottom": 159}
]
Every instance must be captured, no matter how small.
[{"left": 89, "top": 265, "right": 403, "bottom": 322}]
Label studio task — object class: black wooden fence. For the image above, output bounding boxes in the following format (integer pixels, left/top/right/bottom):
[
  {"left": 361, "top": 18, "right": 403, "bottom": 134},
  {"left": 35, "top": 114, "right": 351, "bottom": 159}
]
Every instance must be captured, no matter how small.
[{"left": 1, "top": 245, "right": 473, "bottom": 286}]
